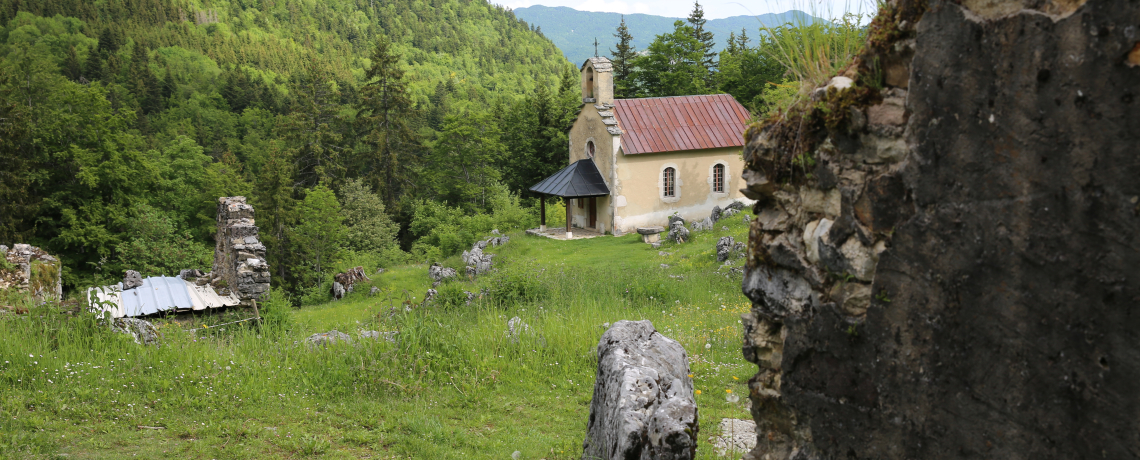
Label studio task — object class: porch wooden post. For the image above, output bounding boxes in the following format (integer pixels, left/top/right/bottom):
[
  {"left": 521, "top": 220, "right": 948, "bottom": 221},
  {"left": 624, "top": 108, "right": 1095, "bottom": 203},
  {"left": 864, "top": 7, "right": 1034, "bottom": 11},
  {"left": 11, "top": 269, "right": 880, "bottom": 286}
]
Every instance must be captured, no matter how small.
[
  {"left": 566, "top": 197, "right": 572, "bottom": 238},
  {"left": 540, "top": 195, "right": 546, "bottom": 231}
]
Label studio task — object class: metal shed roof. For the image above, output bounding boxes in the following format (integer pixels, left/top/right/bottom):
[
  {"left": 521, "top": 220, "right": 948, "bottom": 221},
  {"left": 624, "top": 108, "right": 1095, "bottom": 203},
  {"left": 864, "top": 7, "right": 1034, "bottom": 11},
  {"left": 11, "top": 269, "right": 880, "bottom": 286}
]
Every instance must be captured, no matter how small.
[
  {"left": 612, "top": 94, "right": 751, "bottom": 155},
  {"left": 529, "top": 159, "right": 611, "bottom": 198},
  {"left": 88, "top": 276, "right": 241, "bottom": 319}
]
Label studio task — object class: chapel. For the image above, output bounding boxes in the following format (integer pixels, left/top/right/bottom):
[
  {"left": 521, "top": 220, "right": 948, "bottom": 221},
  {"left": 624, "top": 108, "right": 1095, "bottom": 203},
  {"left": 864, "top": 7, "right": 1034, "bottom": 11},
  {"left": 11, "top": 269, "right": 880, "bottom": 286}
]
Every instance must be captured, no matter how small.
[{"left": 530, "top": 57, "right": 752, "bottom": 236}]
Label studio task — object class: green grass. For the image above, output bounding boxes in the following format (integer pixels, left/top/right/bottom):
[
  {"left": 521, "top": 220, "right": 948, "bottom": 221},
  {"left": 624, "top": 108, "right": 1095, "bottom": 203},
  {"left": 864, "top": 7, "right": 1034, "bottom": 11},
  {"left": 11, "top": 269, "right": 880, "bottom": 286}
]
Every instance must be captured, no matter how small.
[{"left": 1, "top": 211, "right": 757, "bottom": 459}]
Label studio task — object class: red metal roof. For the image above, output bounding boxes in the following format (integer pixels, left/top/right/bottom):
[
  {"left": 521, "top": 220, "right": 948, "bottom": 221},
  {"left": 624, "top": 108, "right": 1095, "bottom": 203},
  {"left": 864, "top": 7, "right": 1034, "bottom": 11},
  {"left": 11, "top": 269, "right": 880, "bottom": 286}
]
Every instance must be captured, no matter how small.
[{"left": 612, "top": 94, "right": 751, "bottom": 155}]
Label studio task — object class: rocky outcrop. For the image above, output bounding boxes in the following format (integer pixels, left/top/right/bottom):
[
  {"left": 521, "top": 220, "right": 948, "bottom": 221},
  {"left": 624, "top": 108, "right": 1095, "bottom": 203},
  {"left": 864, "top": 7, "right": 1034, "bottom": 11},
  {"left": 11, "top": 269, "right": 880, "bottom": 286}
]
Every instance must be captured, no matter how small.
[
  {"left": 739, "top": 0, "right": 1140, "bottom": 458},
  {"left": 428, "top": 263, "right": 457, "bottom": 285},
  {"left": 582, "top": 320, "right": 698, "bottom": 460},
  {"left": 211, "top": 197, "right": 270, "bottom": 304},
  {"left": 0, "top": 244, "right": 62, "bottom": 302}
]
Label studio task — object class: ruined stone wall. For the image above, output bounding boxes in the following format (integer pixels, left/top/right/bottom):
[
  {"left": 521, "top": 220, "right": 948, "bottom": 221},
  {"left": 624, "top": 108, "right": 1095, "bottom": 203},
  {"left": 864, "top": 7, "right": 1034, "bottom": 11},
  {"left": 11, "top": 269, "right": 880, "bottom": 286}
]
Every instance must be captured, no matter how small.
[
  {"left": 0, "top": 244, "right": 62, "bottom": 302},
  {"left": 740, "top": 0, "right": 1140, "bottom": 458},
  {"left": 212, "top": 197, "right": 271, "bottom": 304}
]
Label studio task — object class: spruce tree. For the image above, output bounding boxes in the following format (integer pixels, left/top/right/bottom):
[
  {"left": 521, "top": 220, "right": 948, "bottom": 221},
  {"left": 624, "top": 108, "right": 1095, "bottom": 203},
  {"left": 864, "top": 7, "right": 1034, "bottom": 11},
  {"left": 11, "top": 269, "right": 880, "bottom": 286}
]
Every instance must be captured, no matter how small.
[
  {"left": 63, "top": 45, "right": 83, "bottom": 82},
  {"left": 128, "top": 44, "right": 162, "bottom": 115},
  {"left": 686, "top": 1, "right": 717, "bottom": 81},
  {"left": 736, "top": 28, "right": 751, "bottom": 50},
  {"left": 610, "top": 15, "right": 637, "bottom": 98},
  {"left": 356, "top": 36, "right": 417, "bottom": 206}
]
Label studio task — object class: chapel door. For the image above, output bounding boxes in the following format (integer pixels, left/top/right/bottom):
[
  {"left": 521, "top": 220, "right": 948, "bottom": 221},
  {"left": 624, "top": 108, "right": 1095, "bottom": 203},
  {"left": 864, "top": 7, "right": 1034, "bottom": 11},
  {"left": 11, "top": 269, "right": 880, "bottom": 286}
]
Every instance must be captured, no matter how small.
[{"left": 588, "top": 197, "right": 597, "bottom": 229}]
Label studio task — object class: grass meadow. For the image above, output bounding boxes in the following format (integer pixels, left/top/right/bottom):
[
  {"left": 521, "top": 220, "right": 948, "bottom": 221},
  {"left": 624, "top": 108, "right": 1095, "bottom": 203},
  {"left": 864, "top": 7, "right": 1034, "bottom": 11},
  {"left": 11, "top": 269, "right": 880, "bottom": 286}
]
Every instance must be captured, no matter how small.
[{"left": 1, "top": 212, "right": 757, "bottom": 459}]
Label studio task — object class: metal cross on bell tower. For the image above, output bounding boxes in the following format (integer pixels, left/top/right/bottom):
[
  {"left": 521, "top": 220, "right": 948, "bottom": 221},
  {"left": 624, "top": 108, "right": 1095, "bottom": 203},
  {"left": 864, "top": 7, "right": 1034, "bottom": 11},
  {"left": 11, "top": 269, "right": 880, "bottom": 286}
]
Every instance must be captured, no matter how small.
[{"left": 594, "top": 38, "right": 599, "bottom": 57}]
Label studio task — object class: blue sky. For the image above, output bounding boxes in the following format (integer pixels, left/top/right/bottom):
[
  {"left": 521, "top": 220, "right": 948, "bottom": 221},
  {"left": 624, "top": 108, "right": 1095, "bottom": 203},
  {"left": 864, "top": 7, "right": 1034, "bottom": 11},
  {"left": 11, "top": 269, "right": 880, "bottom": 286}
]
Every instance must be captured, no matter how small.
[{"left": 499, "top": 0, "right": 875, "bottom": 20}]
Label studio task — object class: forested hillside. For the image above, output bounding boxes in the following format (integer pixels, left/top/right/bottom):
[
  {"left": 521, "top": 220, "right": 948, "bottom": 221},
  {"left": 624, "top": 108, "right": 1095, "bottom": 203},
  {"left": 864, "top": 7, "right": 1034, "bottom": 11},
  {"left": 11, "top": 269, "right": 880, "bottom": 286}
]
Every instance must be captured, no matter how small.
[{"left": 0, "top": 0, "right": 582, "bottom": 296}]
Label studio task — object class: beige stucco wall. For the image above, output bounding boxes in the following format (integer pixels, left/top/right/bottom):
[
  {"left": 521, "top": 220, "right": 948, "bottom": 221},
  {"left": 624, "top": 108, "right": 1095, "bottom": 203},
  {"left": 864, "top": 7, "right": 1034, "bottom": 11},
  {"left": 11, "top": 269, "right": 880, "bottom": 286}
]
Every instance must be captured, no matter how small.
[
  {"left": 567, "top": 104, "right": 618, "bottom": 233},
  {"left": 611, "top": 146, "right": 749, "bottom": 233}
]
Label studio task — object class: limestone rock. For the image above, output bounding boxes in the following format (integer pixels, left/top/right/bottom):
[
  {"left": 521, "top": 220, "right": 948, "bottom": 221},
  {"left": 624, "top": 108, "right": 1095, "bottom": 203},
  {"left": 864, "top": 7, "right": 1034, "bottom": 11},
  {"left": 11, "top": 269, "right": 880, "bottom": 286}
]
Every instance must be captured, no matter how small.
[
  {"left": 359, "top": 330, "right": 397, "bottom": 342},
  {"left": 331, "top": 282, "right": 346, "bottom": 300},
  {"left": 668, "top": 214, "right": 686, "bottom": 228},
  {"left": 369, "top": 286, "right": 380, "bottom": 296},
  {"left": 122, "top": 270, "right": 143, "bottom": 290},
  {"left": 507, "top": 316, "right": 531, "bottom": 343},
  {"left": 710, "top": 205, "right": 723, "bottom": 223},
  {"left": 428, "top": 263, "right": 457, "bottom": 283},
  {"left": 666, "top": 221, "right": 690, "bottom": 243},
  {"left": 716, "top": 236, "right": 735, "bottom": 263},
  {"left": 582, "top": 320, "right": 698, "bottom": 460},
  {"left": 710, "top": 419, "right": 757, "bottom": 457},
  {"left": 110, "top": 318, "right": 160, "bottom": 345},
  {"left": 306, "top": 330, "right": 352, "bottom": 348},
  {"left": 178, "top": 269, "right": 204, "bottom": 280}
]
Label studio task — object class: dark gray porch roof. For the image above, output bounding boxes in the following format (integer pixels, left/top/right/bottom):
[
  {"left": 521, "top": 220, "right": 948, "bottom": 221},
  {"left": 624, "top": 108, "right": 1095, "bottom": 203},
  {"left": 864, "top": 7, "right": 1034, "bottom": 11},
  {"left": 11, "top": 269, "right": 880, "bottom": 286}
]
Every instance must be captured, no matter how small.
[{"left": 529, "top": 159, "right": 610, "bottom": 198}]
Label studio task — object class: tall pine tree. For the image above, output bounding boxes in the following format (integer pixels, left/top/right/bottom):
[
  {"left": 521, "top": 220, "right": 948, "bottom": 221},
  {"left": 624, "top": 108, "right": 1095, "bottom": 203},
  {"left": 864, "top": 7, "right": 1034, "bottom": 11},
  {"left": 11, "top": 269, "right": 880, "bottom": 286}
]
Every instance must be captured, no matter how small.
[
  {"left": 686, "top": 1, "right": 717, "bottom": 84},
  {"left": 610, "top": 15, "right": 637, "bottom": 98}
]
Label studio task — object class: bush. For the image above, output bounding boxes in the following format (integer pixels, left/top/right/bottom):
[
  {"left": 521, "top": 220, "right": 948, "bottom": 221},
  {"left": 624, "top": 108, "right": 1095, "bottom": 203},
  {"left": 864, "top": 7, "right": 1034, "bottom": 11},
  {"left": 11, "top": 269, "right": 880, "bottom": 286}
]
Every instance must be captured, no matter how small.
[
  {"left": 258, "top": 287, "right": 295, "bottom": 334},
  {"left": 485, "top": 259, "right": 547, "bottom": 306},
  {"left": 433, "top": 282, "right": 470, "bottom": 310}
]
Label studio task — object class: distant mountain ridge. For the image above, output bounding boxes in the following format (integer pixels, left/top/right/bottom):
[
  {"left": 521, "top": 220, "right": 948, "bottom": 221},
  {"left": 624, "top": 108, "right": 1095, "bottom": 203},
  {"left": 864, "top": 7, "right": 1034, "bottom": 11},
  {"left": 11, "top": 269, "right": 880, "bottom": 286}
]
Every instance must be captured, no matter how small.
[{"left": 513, "top": 5, "right": 824, "bottom": 66}]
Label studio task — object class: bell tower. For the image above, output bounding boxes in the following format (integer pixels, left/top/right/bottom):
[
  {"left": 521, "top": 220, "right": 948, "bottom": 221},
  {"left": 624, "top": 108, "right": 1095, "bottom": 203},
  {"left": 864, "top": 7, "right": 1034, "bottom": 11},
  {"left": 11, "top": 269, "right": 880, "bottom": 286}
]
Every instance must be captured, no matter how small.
[{"left": 581, "top": 57, "right": 613, "bottom": 105}]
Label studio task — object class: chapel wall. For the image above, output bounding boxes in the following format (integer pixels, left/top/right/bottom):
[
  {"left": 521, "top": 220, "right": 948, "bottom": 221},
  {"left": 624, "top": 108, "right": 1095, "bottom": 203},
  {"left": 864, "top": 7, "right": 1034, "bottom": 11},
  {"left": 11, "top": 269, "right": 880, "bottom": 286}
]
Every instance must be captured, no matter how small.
[{"left": 613, "top": 146, "right": 746, "bottom": 232}]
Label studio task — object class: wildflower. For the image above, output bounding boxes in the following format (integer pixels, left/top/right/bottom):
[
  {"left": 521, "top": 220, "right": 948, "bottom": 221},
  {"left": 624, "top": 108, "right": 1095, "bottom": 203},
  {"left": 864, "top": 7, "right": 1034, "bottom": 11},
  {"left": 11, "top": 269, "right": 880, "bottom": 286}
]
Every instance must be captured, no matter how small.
[
  {"left": 695, "top": 390, "right": 702, "bottom": 395},
  {"left": 732, "top": 376, "right": 739, "bottom": 380},
  {"left": 687, "top": 374, "right": 693, "bottom": 378},
  {"left": 726, "top": 389, "right": 732, "bottom": 393}
]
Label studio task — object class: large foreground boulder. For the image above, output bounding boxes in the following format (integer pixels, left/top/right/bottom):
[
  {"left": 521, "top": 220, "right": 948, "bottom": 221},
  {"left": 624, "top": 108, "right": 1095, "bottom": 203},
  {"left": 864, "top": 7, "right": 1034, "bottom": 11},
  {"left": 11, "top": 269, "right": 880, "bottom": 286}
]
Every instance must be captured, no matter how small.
[{"left": 582, "top": 320, "right": 698, "bottom": 460}]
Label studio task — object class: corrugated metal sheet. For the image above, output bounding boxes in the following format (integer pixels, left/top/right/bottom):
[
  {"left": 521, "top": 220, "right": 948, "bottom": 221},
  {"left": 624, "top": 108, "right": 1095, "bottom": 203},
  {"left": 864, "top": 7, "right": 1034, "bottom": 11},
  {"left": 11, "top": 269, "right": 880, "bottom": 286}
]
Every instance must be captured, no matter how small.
[
  {"left": 87, "top": 276, "right": 241, "bottom": 319},
  {"left": 529, "top": 159, "right": 611, "bottom": 198},
  {"left": 612, "top": 94, "right": 752, "bottom": 155}
]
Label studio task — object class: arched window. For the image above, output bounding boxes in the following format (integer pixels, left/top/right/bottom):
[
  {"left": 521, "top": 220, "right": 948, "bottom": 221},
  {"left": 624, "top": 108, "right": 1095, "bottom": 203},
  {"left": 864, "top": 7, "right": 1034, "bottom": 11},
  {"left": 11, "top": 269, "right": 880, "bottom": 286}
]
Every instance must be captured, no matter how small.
[
  {"left": 663, "top": 167, "right": 676, "bottom": 197},
  {"left": 712, "top": 163, "right": 725, "bottom": 193},
  {"left": 586, "top": 140, "right": 595, "bottom": 158}
]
